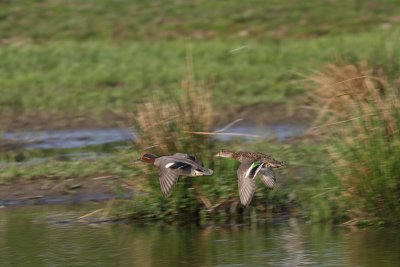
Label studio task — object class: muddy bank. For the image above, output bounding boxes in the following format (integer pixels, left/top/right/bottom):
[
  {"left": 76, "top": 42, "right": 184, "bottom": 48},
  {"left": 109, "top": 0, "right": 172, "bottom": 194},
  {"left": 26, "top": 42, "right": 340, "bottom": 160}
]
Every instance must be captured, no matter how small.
[{"left": 0, "top": 175, "right": 132, "bottom": 207}]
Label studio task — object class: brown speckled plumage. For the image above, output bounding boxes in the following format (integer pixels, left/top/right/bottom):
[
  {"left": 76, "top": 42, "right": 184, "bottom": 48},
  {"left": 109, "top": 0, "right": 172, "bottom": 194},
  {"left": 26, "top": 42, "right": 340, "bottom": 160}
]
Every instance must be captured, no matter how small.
[
  {"left": 215, "top": 149, "right": 284, "bottom": 206},
  {"left": 217, "top": 149, "right": 284, "bottom": 168}
]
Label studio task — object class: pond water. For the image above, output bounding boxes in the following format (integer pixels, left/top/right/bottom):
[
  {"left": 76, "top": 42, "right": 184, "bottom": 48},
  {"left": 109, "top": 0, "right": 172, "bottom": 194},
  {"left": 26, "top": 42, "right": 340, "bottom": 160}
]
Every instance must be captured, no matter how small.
[
  {"left": 1, "top": 205, "right": 399, "bottom": 267},
  {"left": 3, "top": 124, "right": 306, "bottom": 150}
]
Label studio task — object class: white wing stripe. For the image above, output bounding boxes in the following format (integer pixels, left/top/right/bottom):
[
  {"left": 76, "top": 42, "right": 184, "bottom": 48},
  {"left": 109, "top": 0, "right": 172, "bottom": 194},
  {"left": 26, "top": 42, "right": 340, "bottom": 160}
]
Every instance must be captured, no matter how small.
[
  {"left": 165, "top": 162, "right": 175, "bottom": 168},
  {"left": 252, "top": 163, "right": 264, "bottom": 179},
  {"left": 244, "top": 162, "right": 255, "bottom": 178}
]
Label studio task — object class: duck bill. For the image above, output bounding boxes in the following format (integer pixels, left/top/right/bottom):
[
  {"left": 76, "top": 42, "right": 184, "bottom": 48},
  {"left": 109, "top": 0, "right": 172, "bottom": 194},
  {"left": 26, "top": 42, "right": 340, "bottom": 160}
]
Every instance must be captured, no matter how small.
[{"left": 273, "top": 161, "right": 285, "bottom": 168}]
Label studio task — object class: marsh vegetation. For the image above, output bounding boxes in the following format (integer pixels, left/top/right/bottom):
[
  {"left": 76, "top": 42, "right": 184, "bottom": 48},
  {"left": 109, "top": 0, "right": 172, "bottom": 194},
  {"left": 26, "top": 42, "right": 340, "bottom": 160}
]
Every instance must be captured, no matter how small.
[{"left": 1, "top": 0, "right": 399, "bottom": 226}]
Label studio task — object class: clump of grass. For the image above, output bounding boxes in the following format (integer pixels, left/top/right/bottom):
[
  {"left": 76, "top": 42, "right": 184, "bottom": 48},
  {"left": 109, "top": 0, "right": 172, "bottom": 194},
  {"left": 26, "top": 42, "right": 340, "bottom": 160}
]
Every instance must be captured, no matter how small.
[
  {"left": 310, "top": 62, "right": 389, "bottom": 128},
  {"left": 129, "top": 54, "right": 218, "bottom": 220},
  {"left": 310, "top": 62, "right": 400, "bottom": 224},
  {"left": 132, "top": 59, "right": 213, "bottom": 155}
]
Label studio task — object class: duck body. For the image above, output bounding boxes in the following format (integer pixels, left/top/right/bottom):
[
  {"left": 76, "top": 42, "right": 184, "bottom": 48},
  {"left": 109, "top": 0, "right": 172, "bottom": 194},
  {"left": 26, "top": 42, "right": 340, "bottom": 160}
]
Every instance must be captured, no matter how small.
[
  {"left": 215, "top": 149, "right": 284, "bottom": 207},
  {"left": 140, "top": 153, "right": 213, "bottom": 197}
]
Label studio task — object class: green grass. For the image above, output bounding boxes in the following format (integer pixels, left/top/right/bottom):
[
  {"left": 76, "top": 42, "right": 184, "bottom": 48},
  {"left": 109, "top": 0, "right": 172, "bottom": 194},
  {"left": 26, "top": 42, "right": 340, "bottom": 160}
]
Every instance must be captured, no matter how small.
[
  {"left": 1, "top": 0, "right": 400, "bottom": 124},
  {"left": 0, "top": 148, "right": 138, "bottom": 183},
  {"left": 1, "top": 0, "right": 399, "bottom": 43},
  {"left": 1, "top": 31, "right": 400, "bottom": 123},
  {"left": 306, "top": 63, "right": 400, "bottom": 225}
]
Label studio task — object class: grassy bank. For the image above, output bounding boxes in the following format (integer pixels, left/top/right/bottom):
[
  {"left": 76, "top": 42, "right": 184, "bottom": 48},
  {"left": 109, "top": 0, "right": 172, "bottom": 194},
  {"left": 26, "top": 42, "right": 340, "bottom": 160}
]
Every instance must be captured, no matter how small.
[
  {"left": 1, "top": 31, "right": 400, "bottom": 127},
  {"left": 1, "top": 0, "right": 400, "bottom": 127}
]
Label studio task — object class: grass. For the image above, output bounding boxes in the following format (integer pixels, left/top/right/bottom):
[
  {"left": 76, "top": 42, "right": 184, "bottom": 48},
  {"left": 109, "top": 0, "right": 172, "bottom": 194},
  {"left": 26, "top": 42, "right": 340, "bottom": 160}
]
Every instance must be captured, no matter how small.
[
  {"left": 132, "top": 54, "right": 213, "bottom": 155},
  {"left": 127, "top": 57, "right": 217, "bottom": 220},
  {"left": 0, "top": 148, "right": 138, "bottom": 183},
  {"left": 1, "top": 31, "right": 400, "bottom": 127},
  {"left": 308, "top": 62, "right": 400, "bottom": 224},
  {"left": 1, "top": 0, "right": 400, "bottom": 126},
  {"left": 1, "top": 0, "right": 399, "bottom": 43}
]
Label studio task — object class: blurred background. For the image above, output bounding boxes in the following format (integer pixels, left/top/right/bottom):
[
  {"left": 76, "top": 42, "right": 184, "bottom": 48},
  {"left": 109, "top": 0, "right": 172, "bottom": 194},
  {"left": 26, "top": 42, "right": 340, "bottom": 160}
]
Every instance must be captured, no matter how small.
[{"left": 1, "top": 1, "right": 400, "bottom": 266}]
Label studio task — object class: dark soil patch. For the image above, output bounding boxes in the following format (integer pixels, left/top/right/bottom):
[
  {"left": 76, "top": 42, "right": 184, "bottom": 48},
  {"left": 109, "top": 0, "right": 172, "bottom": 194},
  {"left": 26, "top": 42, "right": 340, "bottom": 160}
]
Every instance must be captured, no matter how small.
[{"left": 0, "top": 175, "right": 131, "bottom": 207}]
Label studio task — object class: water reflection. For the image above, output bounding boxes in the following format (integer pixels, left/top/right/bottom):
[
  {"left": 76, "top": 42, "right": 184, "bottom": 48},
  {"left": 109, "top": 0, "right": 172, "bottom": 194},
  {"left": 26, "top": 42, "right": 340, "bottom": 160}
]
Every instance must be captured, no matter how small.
[
  {"left": 347, "top": 228, "right": 400, "bottom": 267},
  {"left": 0, "top": 206, "right": 399, "bottom": 267}
]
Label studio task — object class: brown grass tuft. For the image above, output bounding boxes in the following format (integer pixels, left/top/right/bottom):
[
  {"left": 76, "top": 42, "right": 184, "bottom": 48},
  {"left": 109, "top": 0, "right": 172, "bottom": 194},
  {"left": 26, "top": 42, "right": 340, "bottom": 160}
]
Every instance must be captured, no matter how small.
[
  {"left": 309, "top": 62, "right": 400, "bottom": 222},
  {"left": 309, "top": 62, "right": 397, "bottom": 137},
  {"left": 132, "top": 52, "right": 213, "bottom": 156}
]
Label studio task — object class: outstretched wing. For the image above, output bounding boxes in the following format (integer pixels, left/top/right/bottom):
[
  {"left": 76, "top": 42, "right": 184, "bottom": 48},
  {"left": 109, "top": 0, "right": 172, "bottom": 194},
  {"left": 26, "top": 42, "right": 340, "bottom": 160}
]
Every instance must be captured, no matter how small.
[
  {"left": 237, "top": 160, "right": 257, "bottom": 206},
  {"left": 158, "top": 168, "right": 180, "bottom": 197},
  {"left": 259, "top": 167, "right": 276, "bottom": 189}
]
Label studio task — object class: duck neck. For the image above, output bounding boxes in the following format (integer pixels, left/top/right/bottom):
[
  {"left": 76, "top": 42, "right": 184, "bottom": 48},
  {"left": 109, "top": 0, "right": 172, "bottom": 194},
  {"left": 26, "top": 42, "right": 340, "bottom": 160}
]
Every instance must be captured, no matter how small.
[{"left": 141, "top": 153, "right": 158, "bottom": 164}]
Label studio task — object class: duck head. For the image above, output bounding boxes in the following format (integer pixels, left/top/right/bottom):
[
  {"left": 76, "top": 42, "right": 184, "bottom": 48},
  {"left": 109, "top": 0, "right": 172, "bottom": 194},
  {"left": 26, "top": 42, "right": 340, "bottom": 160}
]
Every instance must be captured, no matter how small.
[
  {"left": 137, "top": 153, "right": 158, "bottom": 164},
  {"left": 264, "top": 159, "right": 285, "bottom": 168},
  {"left": 214, "top": 149, "right": 234, "bottom": 158}
]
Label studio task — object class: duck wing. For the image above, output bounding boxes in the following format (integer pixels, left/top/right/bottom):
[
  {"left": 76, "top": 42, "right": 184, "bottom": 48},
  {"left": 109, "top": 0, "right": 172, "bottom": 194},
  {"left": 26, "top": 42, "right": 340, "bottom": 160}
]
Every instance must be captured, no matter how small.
[
  {"left": 156, "top": 156, "right": 192, "bottom": 197},
  {"left": 160, "top": 155, "right": 197, "bottom": 171},
  {"left": 158, "top": 167, "right": 180, "bottom": 197},
  {"left": 259, "top": 167, "right": 276, "bottom": 189},
  {"left": 165, "top": 161, "right": 193, "bottom": 170},
  {"left": 173, "top": 153, "right": 204, "bottom": 167},
  {"left": 170, "top": 154, "right": 213, "bottom": 175},
  {"left": 237, "top": 159, "right": 257, "bottom": 206}
]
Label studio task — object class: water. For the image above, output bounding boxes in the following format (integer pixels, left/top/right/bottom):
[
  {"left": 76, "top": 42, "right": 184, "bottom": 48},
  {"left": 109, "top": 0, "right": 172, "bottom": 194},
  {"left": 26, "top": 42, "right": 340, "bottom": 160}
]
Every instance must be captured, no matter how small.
[
  {"left": 2, "top": 128, "right": 136, "bottom": 150},
  {"left": 1, "top": 206, "right": 399, "bottom": 267},
  {"left": 3, "top": 124, "right": 306, "bottom": 150},
  {"left": 1, "top": 125, "right": 306, "bottom": 165}
]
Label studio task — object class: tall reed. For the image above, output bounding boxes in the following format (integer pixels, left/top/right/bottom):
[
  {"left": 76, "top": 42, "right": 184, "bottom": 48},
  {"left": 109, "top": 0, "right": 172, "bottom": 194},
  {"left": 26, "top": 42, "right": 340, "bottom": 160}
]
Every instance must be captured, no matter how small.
[{"left": 310, "top": 62, "right": 400, "bottom": 224}]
